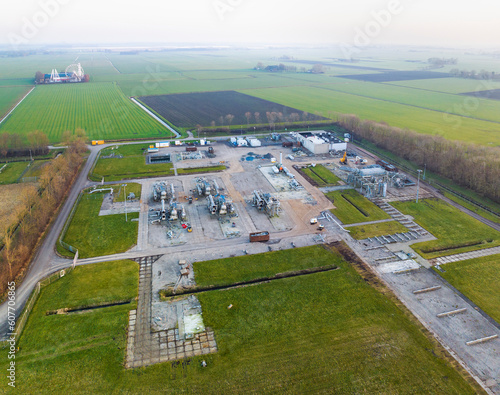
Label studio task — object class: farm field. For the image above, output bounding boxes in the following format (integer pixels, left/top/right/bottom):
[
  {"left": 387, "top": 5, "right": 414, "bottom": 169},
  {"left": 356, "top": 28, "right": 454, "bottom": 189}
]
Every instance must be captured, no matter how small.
[
  {"left": 461, "top": 88, "right": 500, "bottom": 100},
  {"left": 61, "top": 190, "right": 139, "bottom": 258},
  {"left": 347, "top": 221, "right": 409, "bottom": 240},
  {"left": 0, "top": 85, "right": 32, "bottom": 119},
  {"left": 243, "top": 85, "right": 500, "bottom": 146},
  {"left": 138, "top": 91, "right": 326, "bottom": 128},
  {"left": 318, "top": 78, "right": 500, "bottom": 124},
  {"left": 386, "top": 77, "right": 500, "bottom": 94},
  {"left": 437, "top": 254, "right": 500, "bottom": 323},
  {"left": 0, "top": 161, "right": 30, "bottom": 184},
  {"left": 326, "top": 189, "right": 391, "bottom": 224},
  {"left": 0, "top": 83, "right": 173, "bottom": 142},
  {"left": 339, "top": 70, "right": 450, "bottom": 82},
  {"left": 391, "top": 199, "right": 500, "bottom": 259},
  {"left": 3, "top": 246, "right": 477, "bottom": 394},
  {"left": 91, "top": 144, "right": 174, "bottom": 181}
]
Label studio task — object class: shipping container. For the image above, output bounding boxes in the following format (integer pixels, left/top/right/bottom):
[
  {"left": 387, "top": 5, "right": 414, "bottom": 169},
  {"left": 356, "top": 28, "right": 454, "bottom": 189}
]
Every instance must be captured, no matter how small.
[
  {"left": 186, "top": 147, "right": 197, "bottom": 152},
  {"left": 249, "top": 231, "right": 270, "bottom": 242},
  {"left": 282, "top": 141, "right": 293, "bottom": 147}
]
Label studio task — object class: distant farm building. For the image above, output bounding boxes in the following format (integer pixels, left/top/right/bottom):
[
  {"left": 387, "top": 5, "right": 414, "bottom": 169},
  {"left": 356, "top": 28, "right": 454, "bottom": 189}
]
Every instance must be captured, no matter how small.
[
  {"left": 42, "top": 63, "right": 88, "bottom": 84},
  {"left": 292, "top": 131, "right": 347, "bottom": 155}
]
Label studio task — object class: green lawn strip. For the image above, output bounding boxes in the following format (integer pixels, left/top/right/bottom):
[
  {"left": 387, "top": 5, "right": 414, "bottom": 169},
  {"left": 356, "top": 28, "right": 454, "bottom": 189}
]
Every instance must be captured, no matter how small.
[
  {"left": 301, "top": 166, "right": 326, "bottom": 186},
  {"left": 435, "top": 254, "right": 500, "bottom": 323},
  {"left": 326, "top": 189, "right": 390, "bottom": 224},
  {"left": 92, "top": 156, "right": 173, "bottom": 181},
  {"left": 392, "top": 198, "right": 500, "bottom": 259},
  {"left": 177, "top": 165, "right": 226, "bottom": 175},
  {"left": 111, "top": 183, "right": 142, "bottom": 202},
  {"left": 193, "top": 245, "right": 341, "bottom": 288},
  {"left": 2, "top": 248, "right": 476, "bottom": 394},
  {"left": 0, "top": 161, "right": 30, "bottom": 184},
  {"left": 62, "top": 192, "right": 138, "bottom": 258},
  {"left": 348, "top": 221, "right": 409, "bottom": 240},
  {"left": 443, "top": 192, "right": 500, "bottom": 225},
  {"left": 310, "top": 164, "right": 342, "bottom": 184}
]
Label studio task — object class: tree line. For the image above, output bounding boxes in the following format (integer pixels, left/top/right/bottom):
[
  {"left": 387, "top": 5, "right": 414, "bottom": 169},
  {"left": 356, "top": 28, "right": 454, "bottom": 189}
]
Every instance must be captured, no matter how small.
[
  {"left": 0, "top": 134, "right": 87, "bottom": 298},
  {"left": 449, "top": 69, "right": 499, "bottom": 80},
  {"left": 0, "top": 130, "right": 50, "bottom": 158},
  {"left": 336, "top": 114, "right": 500, "bottom": 204}
]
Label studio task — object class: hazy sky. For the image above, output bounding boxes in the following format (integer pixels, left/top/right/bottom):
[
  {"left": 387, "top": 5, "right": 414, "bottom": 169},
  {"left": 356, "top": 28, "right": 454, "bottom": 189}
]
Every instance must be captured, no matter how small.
[{"left": 1, "top": 0, "right": 499, "bottom": 48}]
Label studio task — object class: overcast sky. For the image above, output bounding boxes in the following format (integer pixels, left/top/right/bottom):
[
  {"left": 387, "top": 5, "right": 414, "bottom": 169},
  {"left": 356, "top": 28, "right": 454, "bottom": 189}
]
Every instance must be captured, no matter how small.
[{"left": 1, "top": 0, "right": 498, "bottom": 48}]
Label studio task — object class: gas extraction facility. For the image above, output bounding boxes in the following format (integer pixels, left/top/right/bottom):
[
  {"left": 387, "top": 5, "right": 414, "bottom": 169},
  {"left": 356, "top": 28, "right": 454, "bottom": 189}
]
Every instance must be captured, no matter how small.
[
  {"left": 195, "top": 177, "right": 236, "bottom": 217},
  {"left": 252, "top": 190, "right": 280, "bottom": 217},
  {"left": 150, "top": 181, "right": 187, "bottom": 222}
]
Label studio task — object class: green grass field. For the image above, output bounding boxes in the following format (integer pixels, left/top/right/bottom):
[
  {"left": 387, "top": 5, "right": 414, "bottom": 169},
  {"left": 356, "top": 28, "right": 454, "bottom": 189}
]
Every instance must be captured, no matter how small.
[
  {"left": 0, "top": 85, "right": 32, "bottom": 119},
  {"left": 326, "top": 189, "right": 391, "bottom": 224},
  {"left": 0, "top": 161, "right": 30, "bottom": 184},
  {"left": 2, "top": 246, "right": 477, "bottom": 394},
  {"left": 0, "top": 83, "right": 173, "bottom": 142},
  {"left": 111, "top": 183, "right": 142, "bottom": 202},
  {"left": 91, "top": 144, "right": 173, "bottom": 181},
  {"left": 194, "top": 245, "right": 341, "bottom": 287},
  {"left": 302, "top": 164, "right": 341, "bottom": 186},
  {"left": 442, "top": 192, "right": 500, "bottom": 225},
  {"left": 347, "top": 220, "right": 409, "bottom": 240},
  {"left": 392, "top": 199, "right": 500, "bottom": 259},
  {"left": 436, "top": 254, "right": 500, "bottom": 323},
  {"left": 242, "top": 86, "right": 500, "bottom": 146},
  {"left": 177, "top": 165, "right": 226, "bottom": 175},
  {"left": 61, "top": 191, "right": 138, "bottom": 258}
]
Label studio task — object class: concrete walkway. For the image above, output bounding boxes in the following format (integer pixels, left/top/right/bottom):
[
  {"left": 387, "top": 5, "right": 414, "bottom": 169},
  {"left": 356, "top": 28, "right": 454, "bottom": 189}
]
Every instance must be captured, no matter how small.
[
  {"left": 125, "top": 256, "right": 217, "bottom": 368},
  {"left": 430, "top": 246, "right": 500, "bottom": 266}
]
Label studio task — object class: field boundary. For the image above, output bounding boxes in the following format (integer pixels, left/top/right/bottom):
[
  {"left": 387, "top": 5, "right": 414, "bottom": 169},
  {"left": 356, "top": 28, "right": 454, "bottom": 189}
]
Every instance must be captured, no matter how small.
[
  {"left": 130, "top": 97, "right": 181, "bottom": 137},
  {"left": 8, "top": 261, "right": 76, "bottom": 346},
  {"left": 0, "top": 86, "right": 35, "bottom": 125}
]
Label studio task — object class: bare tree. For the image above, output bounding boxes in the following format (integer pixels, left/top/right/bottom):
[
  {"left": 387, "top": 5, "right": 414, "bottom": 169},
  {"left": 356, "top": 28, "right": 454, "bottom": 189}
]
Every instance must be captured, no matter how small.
[
  {"left": 225, "top": 114, "right": 235, "bottom": 126},
  {"left": 254, "top": 112, "right": 261, "bottom": 124},
  {"left": 245, "top": 112, "right": 252, "bottom": 127}
]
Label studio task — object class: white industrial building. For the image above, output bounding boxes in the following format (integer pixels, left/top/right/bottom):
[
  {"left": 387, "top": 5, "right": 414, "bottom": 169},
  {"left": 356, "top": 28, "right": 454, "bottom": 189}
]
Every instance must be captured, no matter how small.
[{"left": 292, "top": 131, "right": 347, "bottom": 154}]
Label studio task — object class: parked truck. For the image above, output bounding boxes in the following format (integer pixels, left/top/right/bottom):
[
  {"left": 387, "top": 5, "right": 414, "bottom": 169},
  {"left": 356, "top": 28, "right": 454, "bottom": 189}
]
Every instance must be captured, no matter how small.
[{"left": 249, "top": 231, "right": 270, "bottom": 242}]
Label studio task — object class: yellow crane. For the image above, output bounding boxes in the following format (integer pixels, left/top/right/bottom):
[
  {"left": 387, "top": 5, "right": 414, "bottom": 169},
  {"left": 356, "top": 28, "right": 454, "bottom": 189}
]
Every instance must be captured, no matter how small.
[{"left": 340, "top": 151, "right": 347, "bottom": 165}]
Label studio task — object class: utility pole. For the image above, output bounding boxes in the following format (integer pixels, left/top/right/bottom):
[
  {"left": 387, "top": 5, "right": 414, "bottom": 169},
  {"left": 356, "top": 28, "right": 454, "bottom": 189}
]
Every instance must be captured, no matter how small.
[
  {"left": 123, "top": 184, "right": 128, "bottom": 221},
  {"left": 416, "top": 170, "right": 422, "bottom": 203}
]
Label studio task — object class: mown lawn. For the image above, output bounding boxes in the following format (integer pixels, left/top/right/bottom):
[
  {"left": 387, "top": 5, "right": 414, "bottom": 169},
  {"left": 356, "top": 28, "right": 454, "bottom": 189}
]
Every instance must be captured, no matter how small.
[
  {"left": 436, "top": 254, "right": 500, "bottom": 323},
  {"left": 194, "top": 245, "right": 341, "bottom": 287},
  {"left": 2, "top": 246, "right": 477, "bottom": 394},
  {"left": 177, "top": 165, "right": 226, "bottom": 175},
  {"left": 61, "top": 191, "right": 138, "bottom": 258},
  {"left": 0, "top": 161, "right": 29, "bottom": 184},
  {"left": 326, "top": 189, "right": 391, "bottom": 224},
  {"left": 92, "top": 144, "right": 174, "bottom": 181},
  {"left": 302, "top": 164, "right": 341, "bottom": 186},
  {"left": 392, "top": 198, "right": 500, "bottom": 259},
  {"left": 347, "top": 220, "right": 409, "bottom": 240}
]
